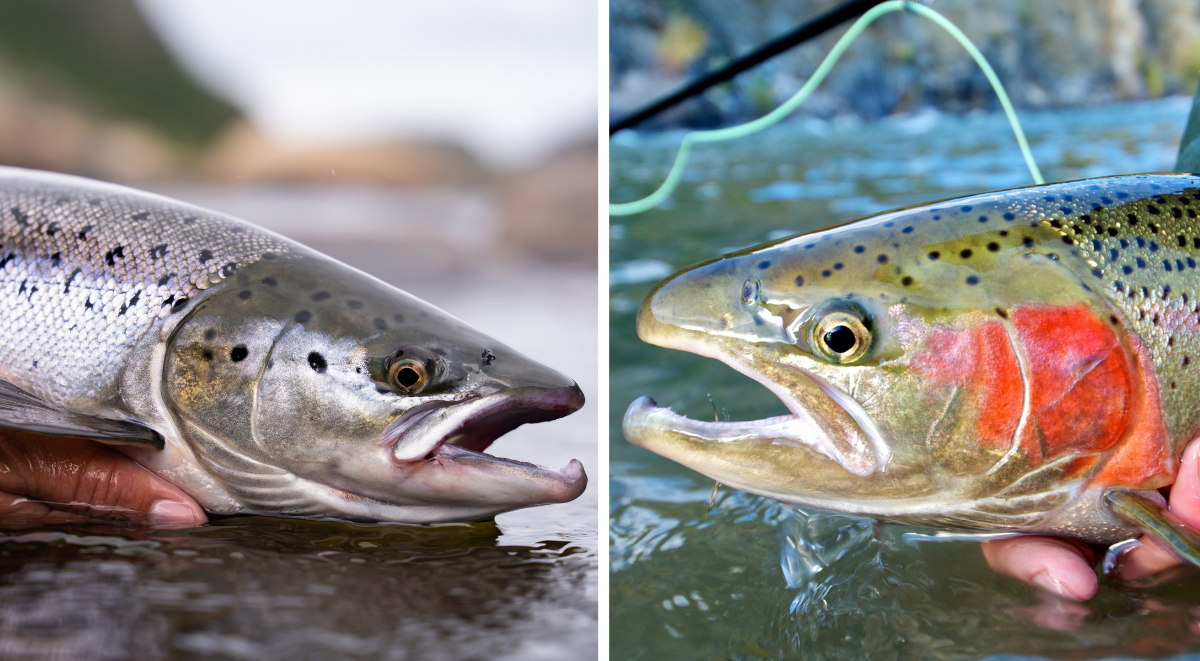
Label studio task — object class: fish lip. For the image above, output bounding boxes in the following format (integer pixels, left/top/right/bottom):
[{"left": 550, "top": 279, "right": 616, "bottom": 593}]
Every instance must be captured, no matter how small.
[{"left": 387, "top": 386, "right": 585, "bottom": 486}]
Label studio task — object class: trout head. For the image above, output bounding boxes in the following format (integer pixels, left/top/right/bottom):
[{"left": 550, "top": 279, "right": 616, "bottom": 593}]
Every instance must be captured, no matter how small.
[
  {"left": 162, "top": 255, "right": 586, "bottom": 523},
  {"left": 626, "top": 185, "right": 1178, "bottom": 534}
]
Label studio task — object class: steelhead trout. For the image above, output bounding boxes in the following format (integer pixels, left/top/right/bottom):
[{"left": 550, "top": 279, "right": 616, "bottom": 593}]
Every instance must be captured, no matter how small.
[
  {"left": 625, "top": 173, "right": 1200, "bottom": 561},
  {"left": 0, "top": 167, "right": 587, "bottom": 523}
]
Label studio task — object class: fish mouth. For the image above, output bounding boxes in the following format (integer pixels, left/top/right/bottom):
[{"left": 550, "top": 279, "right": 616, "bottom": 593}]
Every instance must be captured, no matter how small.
[
  {"left": 624, "top": 345, "right": 890, "bottom": 480},
  {"left": 386, "top": 386, "right": 587, "bottom": 504}
]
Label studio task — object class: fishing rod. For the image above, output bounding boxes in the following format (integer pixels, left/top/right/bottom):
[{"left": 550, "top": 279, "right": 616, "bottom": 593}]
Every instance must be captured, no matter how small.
[{"left": 609, "top": 0, "right": 885, "bottom": 135}]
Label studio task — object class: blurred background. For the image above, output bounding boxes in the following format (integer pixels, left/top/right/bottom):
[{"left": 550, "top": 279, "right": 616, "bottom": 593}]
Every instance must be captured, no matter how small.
[
  {"left": 0, "top": 2, "right": 598, "bottom": 659},
  {"left": 611, "top": 0, "right": 1200, "bottom": 128}
]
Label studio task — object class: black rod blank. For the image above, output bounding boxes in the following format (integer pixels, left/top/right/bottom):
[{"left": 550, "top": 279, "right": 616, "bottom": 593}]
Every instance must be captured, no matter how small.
[{"left": 609, "top": 0, "right": 884, "bottom": 135}]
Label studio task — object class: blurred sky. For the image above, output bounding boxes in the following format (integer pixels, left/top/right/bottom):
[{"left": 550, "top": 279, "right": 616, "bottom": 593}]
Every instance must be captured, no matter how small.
[{"left": 134, "top": 0, "right": 598, "bottom": 169}]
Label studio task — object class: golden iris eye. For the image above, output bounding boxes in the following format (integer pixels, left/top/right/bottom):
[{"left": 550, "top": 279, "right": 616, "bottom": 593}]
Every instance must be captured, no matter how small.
[
  {"left": 810, "top": 308, "right": 872, "bottom": 364},
  {"left": 388, "top": 358, "right": 428, "bottom": 394}
]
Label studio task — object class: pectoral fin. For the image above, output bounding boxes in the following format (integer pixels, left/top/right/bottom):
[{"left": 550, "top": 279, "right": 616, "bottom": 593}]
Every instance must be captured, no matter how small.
[
  {"left": 0, "top": 380, "right": 163, "bottom": 450},
  {"left": 1104, "top": 489, "right": 1200, "bottom": 568}
]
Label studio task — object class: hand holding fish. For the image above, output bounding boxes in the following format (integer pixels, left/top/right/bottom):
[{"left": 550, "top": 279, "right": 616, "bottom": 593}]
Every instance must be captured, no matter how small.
[
  {"left": 0, "top": 427, "right": 205, "bottom": 527},
  {"left": 984, "top": 437, "right": 1200, "bottom": 601}
]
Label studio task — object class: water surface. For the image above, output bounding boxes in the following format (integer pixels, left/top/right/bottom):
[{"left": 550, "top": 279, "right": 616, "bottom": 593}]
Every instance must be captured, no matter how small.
[{"left": 610, "top": 98, "right": 1200, "bottom": 660}]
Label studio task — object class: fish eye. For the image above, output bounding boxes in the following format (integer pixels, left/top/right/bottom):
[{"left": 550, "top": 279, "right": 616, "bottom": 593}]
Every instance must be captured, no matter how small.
[
  {"left": 809, "top": 303, "right": 872, "bottom": 364},
  {"left": 388, "top": 358, "right": 428, "bottom": 394}
]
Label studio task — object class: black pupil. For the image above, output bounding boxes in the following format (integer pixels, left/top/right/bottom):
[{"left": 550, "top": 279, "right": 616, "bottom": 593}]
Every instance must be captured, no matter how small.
[
  {"left": 823, "top": 325, "right": 857, "bottom": 354},
  {"left": 396, "top": 366, "right": 421, "bottom": 388}
]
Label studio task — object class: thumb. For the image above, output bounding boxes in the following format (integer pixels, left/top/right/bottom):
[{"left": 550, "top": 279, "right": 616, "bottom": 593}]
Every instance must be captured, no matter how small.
[{"left": 0, "top": 427, "right": 205, "bottom": 527}]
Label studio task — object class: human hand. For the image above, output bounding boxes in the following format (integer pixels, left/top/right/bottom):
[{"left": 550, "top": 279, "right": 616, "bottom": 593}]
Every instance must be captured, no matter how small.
[
  {"left": 0, "top": 427, "right": 205, "bottom": 527},
  {"left": 982, "top": 437, "right": 1200, "bottom": 601}
]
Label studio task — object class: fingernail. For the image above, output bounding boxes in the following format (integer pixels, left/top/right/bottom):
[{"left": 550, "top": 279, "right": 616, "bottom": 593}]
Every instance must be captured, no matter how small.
[
  {"left": 147, "top": 499, "right": 200, "bottom": 525},
  {"left": 1031, "top": 571, "right": 1083, "bottom": 601}
]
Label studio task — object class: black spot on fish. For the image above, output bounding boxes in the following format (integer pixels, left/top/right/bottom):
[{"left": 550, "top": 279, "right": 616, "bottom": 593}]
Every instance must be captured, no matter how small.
[
  {"left": 1023, "top": 237, "right": 1034, "bottom": 247},
  {"left": 231, "top": 346, "right": 248, "bottom": 362},
  {"left": 261, "top": 277, "right": 277, "bottom": 286},
  {"left": 877, "top": 254, "right": 888, "bottom": 263},
  {"left": 1110, "top": 315, "right": 1120, "bottom": 325},
  {"left": 1127, "top": 214, "right": 1138, "bottom": 225},
  {"left": 822, "top": 270, "right": 831, "bottom": 277},
  {"left": 374, "top": 317, "right": 387, "bottom": 330},
  {"left": 85, "top": 297, "right": 94, "bottom": 309},
  {"left": 1123, "top": 265, "right": 1133, "bottom": 274},
  {"left": 0, "top": 253, "right": 13, "bottom": 269},
  {"left": 172, "top": 297, "right": 189, "bottom": 312},
  {"left": 1136, "top": 237, "right": 1146, "bottom": 248},
  {"left": 928, "top": 251, "right": 940, "bottom": 260},
  {"left": 161, "top": 294, "right": 175, "bottom": 307},
  {"left": 1150, "top": 241, "right": 1160, "bottom": 252},
  {"left": 204, "top": 329, "right": 217, "bottom": 341},
  {"left": 45, "top": 222, "right": 59, "bottom": 236},
  {"left": 1062, "top": 236, "right": 1074, "bottom": 245},
  {"left": 1120, "top": 238, "right": 1129, "bottom": 248},
  {"left": 901, "top": 276, "right": 913, "bottom": 286},
  {"left": 64, "top": 268, "right": 81, "bottom": 293},
  {"left": 794, "top": 275, "right": 804, "bottom": 287},
  {"left": 77, "top": 224, "right": 93, "bottom": 240},
  {"left": 1174, "top": 207, "right": 1183, "bottom": 219},
  {"left": 118, "top": 303, "right": 127, "bottom": 315},
  {"left": 105, "top": 246, "right": 124, "bottom": 266},
  {"left": 1109, "top": 248, "right": 1118, "bottom": 260},
  {"left": 49, "top": 252, "right": 60, "bottom": 266},
  {"left": 1116, "top": 191, "right": 1129, "bottom": 199},
  {"left": 987, "top": 242, "right": 999, "bottom": 252},
  {"left": 966, "top": 276, "right": 979, "bottom": 285},
  {"left": 960, "top": 249, "right": 973, "bottom": 259},
  {"left": 27, "top": 285, "right": 37, "bottom": 301},
  {"left": 308, "top": 352, "right": 327, "bottom": 373},
  {"left": 128, "top": 291, "right": 139, "bottom": 306},
  {"left": 18, "top": 279, "right": 25, "bottom": 294},
  {"left": 312, "top": 292, "right": 331, "bottom": 301},
  {"left": 1114, "top": 281, "right": 1126, "bottom": 292},
  {"left": 902, "top": 226, "right": 913, "bottom": 233},
  {"left": 238, "top": 290, "right": 252, "bottom": 300},
  {"left": 1049, "top": 220, "right": 1063, "bottom": 229},
  {"left": 347, "top": 300, "right": 364, "bottom": 309},
  {"left": 1149, "top": 205, "right": 1161, "bottom": 215},
  {"left": 10, "top": 207, "right": 27, "bottom": 225},
  {"left": 1003, "top": 212, "right": 1015, "bottom": 221},
  {"left": 854, "top": 246, "right": 864, "bottom": 253},
  {"left": 393, "top": 314, "right": 405, "bottom": 324},
  {"left": 1107, "top": 227, "right": 1118, "bottom": 237},
  {"left": 202, "top": 349, "right": 213, "bottom": 361},
  {"left": 1058, "top": 207, "right": 1071, "bottom": 215},
  {"left": 149, "top": 244, "right": 169, "bottom": 259},
  {"left": 757, "top": 261, "right": 770, "bottom": 269},
  {"left": 482, "top": 350, "right": 496, "bottom": 366},
  {"left": 295, "top": 310, "right": 312, "bottom": 323},
  {"left": 219, "top": 262, "right": 238, "bottom": 277},
  {"left": 198, "top": 249, "right": 213, "bottom": 263},
  {"left": 1166, "top": 260, "right": 1174, "bottom": 271},
  {"left": 833, "top": 263, "right": 843, "bottom": 270},
  {"left": 961, "top": 206, "right": 972, "bottom": 212},
  {"left": 996, "top": 308, "right": 1008, "bottom": 319},
  {"left": 1092, "top": 268, "right": 1103, "bottom": 278}
]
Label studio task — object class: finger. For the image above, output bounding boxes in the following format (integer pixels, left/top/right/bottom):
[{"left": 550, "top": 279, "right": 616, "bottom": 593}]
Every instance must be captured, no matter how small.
[
  {"left": 982, "top": 536, "right": 1099, "bottom": 601},
  {"left": 1111, "top": 436, "right": 1200, "bottom": 580},
  {"left": 0, "top": 428, "right": 205, "bottom": 527}
]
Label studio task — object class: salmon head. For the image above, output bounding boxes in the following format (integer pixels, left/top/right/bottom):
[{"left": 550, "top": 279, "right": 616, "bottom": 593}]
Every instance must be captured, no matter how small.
[{"left": 625, "top": 175, "right": 1200, "bottom": 541}]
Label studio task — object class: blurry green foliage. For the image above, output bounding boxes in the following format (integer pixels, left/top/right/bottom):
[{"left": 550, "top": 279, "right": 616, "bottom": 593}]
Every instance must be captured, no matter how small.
[{"left": 0, "top": 0, "right": 238, "bottom": 146}]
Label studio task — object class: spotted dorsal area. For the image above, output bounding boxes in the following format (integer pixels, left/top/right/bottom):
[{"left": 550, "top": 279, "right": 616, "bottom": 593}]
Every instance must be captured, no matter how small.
[{"left": 0, "top": 168, "right": 298, "bottom": 410}]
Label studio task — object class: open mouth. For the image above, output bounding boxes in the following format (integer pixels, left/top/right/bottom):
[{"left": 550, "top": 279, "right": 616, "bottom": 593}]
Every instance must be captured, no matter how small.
[
  {"left": 386, "top": 387, "right": 587, "bottom": 496},
  {"left": 624, "top": 357, "right": 890, "bottom": 478}
]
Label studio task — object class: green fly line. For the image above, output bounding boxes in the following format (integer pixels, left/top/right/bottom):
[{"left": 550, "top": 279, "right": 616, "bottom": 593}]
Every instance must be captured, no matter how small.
[{"left": 609, "top": 0, "right": 1044, "bottom": 217}]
